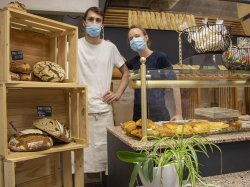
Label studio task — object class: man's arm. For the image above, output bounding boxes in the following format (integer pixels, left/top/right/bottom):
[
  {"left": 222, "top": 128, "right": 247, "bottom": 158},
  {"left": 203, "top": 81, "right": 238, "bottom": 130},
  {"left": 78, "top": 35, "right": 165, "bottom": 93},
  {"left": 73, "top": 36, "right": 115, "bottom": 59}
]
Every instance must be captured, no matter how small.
[{"left": 102, "top": 64, "right": 129, "bottom": 103}]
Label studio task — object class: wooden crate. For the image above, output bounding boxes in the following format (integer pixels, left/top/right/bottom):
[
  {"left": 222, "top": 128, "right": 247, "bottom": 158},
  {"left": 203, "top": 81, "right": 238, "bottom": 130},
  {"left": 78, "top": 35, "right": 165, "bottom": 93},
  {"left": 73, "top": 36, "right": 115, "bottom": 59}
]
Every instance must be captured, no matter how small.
[
  {"left": 0, "top": 83, "right": 87, "bottom": 187},
  {"left": 0, "top": 83, "right": 88, "bottom": 161},
  {"left": 0, "top": 8, "right": 78, "bottom": 83},
  {"left": 4, "top": 150, "right": 84, "bottom": 187}
]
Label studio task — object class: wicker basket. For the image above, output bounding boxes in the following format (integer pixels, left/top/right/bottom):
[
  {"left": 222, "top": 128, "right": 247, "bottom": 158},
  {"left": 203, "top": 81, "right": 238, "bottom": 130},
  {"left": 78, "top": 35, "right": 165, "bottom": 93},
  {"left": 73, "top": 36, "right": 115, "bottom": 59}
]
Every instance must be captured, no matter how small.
[
  {"left": 182, "top": 24, "right": 231, "bottom": 53},
  {"left": 222, "top": 47, "right": 250, "bottom": 70}
]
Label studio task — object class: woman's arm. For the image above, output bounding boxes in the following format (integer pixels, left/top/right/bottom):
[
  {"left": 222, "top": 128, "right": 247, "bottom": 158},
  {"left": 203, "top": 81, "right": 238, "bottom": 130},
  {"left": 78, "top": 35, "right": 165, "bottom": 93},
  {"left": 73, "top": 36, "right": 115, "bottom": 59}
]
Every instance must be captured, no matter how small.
[{"left": 171, "top": 87, "right": 183, "bottom": 121}]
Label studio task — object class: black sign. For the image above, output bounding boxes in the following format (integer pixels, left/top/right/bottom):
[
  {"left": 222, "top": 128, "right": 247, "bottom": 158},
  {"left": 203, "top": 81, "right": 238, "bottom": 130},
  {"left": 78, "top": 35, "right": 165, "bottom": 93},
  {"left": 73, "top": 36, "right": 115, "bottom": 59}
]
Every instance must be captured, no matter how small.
[
  {"left": 37, "top": 106, "right": 52, "bottom": 117},
  {"left": 11, "top": 50, "right": 23, "bottom": 60}
]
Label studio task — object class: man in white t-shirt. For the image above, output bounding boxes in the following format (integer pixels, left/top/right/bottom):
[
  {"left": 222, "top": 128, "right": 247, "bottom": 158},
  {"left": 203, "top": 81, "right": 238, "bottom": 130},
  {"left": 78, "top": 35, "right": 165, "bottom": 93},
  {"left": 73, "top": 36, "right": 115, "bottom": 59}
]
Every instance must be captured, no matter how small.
[{"left": 78, "top": 6, "right": 129, "bottom": 185}]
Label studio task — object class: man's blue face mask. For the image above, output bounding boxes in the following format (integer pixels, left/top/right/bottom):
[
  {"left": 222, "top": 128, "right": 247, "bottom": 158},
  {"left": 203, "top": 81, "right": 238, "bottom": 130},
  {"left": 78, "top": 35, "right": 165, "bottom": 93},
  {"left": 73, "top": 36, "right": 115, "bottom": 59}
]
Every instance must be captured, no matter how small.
[
  {"left": 129, "top": 37, "right": 146, "bottom": 52},
  {"left": 86, "top": 24, "right": 102, "bottom": 37}
]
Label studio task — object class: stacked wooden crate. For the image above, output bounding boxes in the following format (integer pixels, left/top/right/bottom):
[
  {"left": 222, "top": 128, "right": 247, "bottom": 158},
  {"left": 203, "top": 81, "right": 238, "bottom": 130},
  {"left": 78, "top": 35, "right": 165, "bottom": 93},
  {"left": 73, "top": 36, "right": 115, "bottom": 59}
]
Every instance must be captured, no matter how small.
[{"left": 0, "top": 8, "right": 87, "bottom": 187}]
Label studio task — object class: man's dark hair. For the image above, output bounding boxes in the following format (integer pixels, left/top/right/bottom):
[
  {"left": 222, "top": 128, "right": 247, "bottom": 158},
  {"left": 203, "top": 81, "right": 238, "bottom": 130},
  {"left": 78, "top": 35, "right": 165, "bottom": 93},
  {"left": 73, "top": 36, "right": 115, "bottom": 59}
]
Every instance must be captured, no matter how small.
[{"left": 83, "top": 7, "right": 104, "bottom": 21}]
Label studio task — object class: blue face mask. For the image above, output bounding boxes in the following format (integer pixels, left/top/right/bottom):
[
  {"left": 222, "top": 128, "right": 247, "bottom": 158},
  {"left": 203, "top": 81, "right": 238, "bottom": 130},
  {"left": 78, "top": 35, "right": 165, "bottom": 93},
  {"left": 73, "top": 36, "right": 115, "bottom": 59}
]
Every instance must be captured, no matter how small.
[
  {"left": 130, "top": 37, "right": 146, "bottom": 52},
  {"left": 86, "top": 24, "right": 102, "bottom": 37}
]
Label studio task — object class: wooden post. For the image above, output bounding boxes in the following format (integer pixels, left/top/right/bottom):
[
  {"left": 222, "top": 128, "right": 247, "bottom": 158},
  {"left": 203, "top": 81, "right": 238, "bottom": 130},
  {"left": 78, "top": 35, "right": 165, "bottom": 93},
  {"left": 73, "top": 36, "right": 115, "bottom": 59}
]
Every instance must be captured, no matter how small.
[
  {"left": 55, "top": 153, "right": 62, "bottom": 187},
  {"left": 4, "top": 161, "right": 15, "bottom": 187},
  {"left": 74, "top": 149, "right": 84, "bottom": 187},
  {"left": 62, "top": 151, "right": 73, "bottom": 187},
  {"left": 140, "top": 57, "right": 147, "bottom": 140}
]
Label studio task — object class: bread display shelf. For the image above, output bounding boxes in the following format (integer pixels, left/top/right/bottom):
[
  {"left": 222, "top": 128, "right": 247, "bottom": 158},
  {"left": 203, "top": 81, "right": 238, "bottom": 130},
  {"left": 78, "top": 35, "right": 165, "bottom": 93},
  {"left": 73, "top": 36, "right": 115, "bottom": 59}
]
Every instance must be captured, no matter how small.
[
  {"left": 0, "top": 84, "right": 88, "bottom": 159},
  {"left": 5, "top": 81, "right": 85, "bottom": 88},
  {"left": 5, "top": 142, "right": 86, "bottom": 163},
  {"left": 0, "top": 8, "right": 78, "bottom": 83}
]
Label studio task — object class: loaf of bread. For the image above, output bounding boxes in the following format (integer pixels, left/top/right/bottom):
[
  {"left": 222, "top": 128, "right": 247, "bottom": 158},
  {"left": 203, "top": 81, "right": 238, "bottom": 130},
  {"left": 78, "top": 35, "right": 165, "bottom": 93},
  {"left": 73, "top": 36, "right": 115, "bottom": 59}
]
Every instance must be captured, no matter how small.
[
  {"left": 33, "top": 118, "right": 71, "bottom": 143},
  {"left": 33, "top": 61, "right": 65, "bottom": 82},
  {"left": 20, "top": 73, "right": 32, "bottom": 81},
  {"left": 10, "top": 71, "right": 20, "bottom": 80},
  {"left": 8, "top": 129, "right": 53, "bottom": 152},
  {"left": 10, "top": 61, "right": 32, "bottom": 73},
  {"left": 5, "top": 1, "right": 27, "bottom": 12}
]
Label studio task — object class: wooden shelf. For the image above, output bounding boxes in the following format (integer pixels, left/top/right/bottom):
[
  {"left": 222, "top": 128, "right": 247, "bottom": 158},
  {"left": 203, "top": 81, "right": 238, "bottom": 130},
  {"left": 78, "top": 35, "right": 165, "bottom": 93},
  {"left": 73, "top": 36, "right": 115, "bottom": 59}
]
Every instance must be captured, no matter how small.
[
  {"left": 2, "top": 81, "right": 86, "bottom": 89},
  {"left": 104, "top": 7, "right": 247, "bottom": 36},
  {"left": 0, "top": 8, "right": 85, "bottom": 187},
  {"left": 5, "top": 142, "right": 87, "bottom": 163}
]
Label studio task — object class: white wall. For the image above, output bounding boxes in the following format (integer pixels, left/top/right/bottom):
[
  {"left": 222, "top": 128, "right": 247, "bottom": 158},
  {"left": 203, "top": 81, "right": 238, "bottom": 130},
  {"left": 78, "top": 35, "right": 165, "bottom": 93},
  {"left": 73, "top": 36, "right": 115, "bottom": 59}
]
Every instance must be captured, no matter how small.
[{"left": 0, "top": 0, "right": 98, "bottom": 13}]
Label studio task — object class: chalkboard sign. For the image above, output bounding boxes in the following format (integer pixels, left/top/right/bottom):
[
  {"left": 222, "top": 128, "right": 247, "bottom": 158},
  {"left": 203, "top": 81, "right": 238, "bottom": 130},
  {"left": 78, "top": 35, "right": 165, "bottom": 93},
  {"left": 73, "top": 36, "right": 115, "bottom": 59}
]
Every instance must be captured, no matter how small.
[
  {"left": 37, "top": 106, "right": 52, "bottom": 117},
  {"left": 11, "top": 50, "right": 23, "bottom": 60}
]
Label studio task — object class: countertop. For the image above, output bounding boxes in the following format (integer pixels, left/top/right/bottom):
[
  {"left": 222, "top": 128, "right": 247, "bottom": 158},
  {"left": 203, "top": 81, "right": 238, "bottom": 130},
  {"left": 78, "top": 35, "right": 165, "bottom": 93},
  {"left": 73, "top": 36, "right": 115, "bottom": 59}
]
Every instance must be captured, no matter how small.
[
  {"left": 107, "top": 126, "right": 250, "bottom": 151},
  {"left": 202, "top": 170, "right": 250, "bottom": 187}
]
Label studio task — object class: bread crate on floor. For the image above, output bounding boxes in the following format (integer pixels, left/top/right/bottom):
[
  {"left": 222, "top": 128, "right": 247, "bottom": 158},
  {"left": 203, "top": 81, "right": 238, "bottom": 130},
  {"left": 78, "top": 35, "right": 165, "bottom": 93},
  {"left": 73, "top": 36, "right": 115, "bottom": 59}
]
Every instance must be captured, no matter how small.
[{"left": 0, "top": 7, "right": 78, "bottom": 84}]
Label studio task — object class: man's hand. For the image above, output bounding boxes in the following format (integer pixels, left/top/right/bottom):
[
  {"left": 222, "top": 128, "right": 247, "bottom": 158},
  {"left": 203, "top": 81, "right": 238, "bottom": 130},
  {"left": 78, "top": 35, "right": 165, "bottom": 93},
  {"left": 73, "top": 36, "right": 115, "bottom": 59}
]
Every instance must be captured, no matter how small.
[{"left": 102, "top": 91, "right": 121, "bottom": 104}]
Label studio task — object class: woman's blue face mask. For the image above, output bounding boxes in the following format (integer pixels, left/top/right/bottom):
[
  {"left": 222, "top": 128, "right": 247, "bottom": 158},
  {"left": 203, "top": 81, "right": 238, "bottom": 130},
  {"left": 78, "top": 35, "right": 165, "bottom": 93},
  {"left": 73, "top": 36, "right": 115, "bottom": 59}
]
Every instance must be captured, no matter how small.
[
  {"left": 130, "top": 37, "right": 146, "bottom": 52},
  {"left": 86, "top": 24, "right": 102, "bottom": 37}
]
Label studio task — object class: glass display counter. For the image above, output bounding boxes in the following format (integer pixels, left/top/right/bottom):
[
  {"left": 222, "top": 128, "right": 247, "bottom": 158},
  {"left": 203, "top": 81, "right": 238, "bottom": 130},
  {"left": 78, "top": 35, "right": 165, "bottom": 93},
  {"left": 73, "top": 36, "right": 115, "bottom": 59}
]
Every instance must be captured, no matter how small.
[{"left": 107, "top": 57, "right": 250, "bottom": 187}]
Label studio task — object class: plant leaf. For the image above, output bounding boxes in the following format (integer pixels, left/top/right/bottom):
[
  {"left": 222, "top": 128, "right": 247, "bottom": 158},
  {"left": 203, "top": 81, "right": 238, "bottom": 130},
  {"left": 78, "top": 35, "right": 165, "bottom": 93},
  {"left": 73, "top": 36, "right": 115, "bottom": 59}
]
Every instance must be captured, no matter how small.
[
  {"left": 142, "top": 159, "right": 154, "bottom": 182},
  {"left": 129, "top": 164, "right": 140, "bottom": 187},
  {"left": 117, "top": 151, "right": 146, "bottom": 163}
]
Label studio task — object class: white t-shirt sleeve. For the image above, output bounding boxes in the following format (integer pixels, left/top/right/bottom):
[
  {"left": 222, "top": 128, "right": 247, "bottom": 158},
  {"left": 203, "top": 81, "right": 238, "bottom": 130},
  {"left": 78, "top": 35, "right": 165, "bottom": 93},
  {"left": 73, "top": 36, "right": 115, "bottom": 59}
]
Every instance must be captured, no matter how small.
[{"left": 112, "top": 44, "right": 125, "bottom": 68}]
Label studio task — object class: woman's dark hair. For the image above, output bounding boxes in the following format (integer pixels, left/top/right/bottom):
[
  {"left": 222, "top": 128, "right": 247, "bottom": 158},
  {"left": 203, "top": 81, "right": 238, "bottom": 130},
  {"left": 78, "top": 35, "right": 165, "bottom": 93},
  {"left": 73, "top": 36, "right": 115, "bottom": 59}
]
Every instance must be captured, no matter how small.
[
  {"left": 83, "top": 7, "right": 104, "bottom": 22},
  {"left": 128, "top": 25, "right": 151, "bottom": 46}
]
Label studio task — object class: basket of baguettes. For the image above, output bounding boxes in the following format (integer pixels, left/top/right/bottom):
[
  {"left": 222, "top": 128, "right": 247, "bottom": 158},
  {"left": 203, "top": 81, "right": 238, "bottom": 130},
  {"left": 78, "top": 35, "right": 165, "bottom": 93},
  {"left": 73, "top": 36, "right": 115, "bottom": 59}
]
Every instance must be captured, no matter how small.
[
  {"left": 182, "top": 18, "right": 231, "bottom": 54},
  {"left": 121, "top": 119, "right": 242, "bottom": 139}
]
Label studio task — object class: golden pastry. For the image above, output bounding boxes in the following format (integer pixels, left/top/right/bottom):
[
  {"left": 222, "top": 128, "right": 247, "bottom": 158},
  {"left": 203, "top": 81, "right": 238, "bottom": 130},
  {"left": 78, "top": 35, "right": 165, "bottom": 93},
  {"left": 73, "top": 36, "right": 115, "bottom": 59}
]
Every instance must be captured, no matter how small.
[
  {"left": 135, "top": 119, "right": 153, "bottom": 127},
  {"left": 176, "top": 124, "right": 193, "bottom": 135},
  {"left": 192, "top": 123, "right": 210, "bottom": 133},
  {"left": 130, "top": 128, "right": 160, "bottom": 138},
  {"left": 209, "top": 122, "right": 229, "bottom": 130},
  {"left": 121, "top": 121, "right": 137, "bottom": 133},
  {"left": 159, "top": 126, "right": 175, "bottom": 137}
]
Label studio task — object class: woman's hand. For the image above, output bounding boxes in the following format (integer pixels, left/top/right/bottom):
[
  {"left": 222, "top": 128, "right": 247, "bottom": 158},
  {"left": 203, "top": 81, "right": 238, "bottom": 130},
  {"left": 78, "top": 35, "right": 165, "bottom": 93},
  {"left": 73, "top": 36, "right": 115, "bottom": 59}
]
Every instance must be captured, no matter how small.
[
  {"left": 170, "top": 114, "right": 183, "bottom": 121},
  {"left": 102, "top": 91, "right": 121, "bottom": 104}
]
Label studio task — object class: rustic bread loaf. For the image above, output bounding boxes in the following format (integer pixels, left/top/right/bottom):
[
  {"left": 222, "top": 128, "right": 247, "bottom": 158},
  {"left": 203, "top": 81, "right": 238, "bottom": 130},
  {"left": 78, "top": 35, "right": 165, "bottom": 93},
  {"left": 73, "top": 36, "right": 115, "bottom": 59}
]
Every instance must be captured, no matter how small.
[
  {"left": 8, "top": 129, "right": 53, "bottom": 152},
  {"left": 20, "top": 73, "right": 32, "bottom": 81},
  {"left": 10, "top": 71, "right": 20, "bottom": 80},
  {"left": 5, "top": 1, "right": 27, "bottom": 12},
  {"left": 33, "top": 118, "right": 71, "bottom": 143},
  {"left": 10, "top": 61, "right": 32, "bottom": 73},
  {"left": 33, "top": 61, "right": 65, "bottom": 82}
]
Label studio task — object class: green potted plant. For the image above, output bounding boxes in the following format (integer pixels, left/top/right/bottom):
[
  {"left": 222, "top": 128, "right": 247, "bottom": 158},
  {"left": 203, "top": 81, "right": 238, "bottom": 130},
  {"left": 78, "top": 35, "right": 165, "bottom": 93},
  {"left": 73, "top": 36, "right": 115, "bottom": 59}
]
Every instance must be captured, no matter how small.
[{"left": 117, "top": 135, "right": 221, "bottom": 187}]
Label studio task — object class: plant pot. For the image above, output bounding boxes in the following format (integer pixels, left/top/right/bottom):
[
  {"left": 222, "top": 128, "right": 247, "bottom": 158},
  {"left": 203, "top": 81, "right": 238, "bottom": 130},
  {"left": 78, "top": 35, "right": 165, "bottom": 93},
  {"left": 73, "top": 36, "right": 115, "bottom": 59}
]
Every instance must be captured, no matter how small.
[{"left": 139, "top": 164, "right": 179, "bottom": 187}]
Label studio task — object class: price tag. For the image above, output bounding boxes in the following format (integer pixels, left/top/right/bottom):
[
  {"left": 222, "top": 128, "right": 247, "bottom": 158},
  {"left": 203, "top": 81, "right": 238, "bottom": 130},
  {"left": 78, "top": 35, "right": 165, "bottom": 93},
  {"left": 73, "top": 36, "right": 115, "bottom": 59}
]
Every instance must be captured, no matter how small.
[
  {"left": 37, "top": 106, "right": 52, "bottom": 117},
  {"left": 11, "top": 50, "right": 23, "bottom": 60}
]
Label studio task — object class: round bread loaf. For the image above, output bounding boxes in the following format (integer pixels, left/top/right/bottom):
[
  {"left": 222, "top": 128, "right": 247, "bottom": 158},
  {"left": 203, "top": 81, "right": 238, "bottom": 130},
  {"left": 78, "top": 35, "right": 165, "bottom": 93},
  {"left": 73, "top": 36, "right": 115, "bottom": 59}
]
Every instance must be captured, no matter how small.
[
  {"left": 10, "top": 61, "right": 32, "bottom": 73},
  {"left": 33, "top": 61, "right": 65, "bottom": 82},
  {"left": 5, "top": 1, "right": 27, "bottom": 12},
  {"left": 33, "top": 118, "right": 71, "bottom": 143},
  {"left": 8, "top": 129, "right": 53, "bottom": 152}
]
